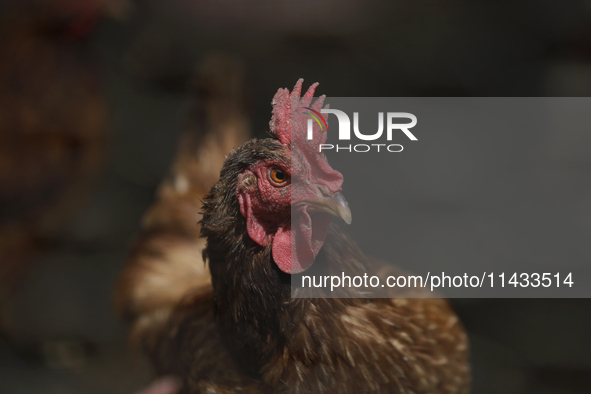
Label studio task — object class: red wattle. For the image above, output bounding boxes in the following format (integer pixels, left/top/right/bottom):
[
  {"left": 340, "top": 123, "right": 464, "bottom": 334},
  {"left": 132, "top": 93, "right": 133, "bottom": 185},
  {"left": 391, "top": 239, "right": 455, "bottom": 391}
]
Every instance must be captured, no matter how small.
[{"left": 272, "top": 209, "right": 332, "bottom": 274}]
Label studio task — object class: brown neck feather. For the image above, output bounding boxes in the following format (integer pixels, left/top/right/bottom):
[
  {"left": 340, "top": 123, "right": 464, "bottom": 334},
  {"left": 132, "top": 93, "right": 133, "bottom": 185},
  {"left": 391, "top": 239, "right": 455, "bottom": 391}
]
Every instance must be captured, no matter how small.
[{"left": 200, "top": 139, "right": 368, "bottom": 376}]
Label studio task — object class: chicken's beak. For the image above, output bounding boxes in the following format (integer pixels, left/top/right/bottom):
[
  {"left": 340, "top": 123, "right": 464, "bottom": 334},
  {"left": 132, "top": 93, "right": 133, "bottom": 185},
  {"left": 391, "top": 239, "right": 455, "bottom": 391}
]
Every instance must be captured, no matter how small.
[{"left": 301, "top": 191, "right": 352, "bottom": 225}]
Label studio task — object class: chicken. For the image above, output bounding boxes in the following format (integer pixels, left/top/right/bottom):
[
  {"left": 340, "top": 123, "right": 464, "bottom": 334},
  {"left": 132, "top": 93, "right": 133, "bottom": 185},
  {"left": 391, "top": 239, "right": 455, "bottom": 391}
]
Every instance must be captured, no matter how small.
[{"left": 118, "top": 80, "right": 470, "bottom": 393}]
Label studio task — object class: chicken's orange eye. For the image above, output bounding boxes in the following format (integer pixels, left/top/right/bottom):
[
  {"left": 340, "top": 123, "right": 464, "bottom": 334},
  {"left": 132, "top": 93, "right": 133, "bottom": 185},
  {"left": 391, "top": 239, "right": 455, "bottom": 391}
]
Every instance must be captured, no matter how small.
[{"left": 269, "top": 167, "right": 288, "bottom": 184}]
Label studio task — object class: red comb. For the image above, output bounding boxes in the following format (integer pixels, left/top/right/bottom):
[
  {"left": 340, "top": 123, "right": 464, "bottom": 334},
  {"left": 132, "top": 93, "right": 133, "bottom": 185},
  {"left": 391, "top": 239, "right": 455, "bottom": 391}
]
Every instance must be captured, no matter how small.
[
  {"left": 269, "top": 79, "right": 343, "bottom": 199},
  {"left": 269, "top": 79, "right": 328, "bottom": 146}
]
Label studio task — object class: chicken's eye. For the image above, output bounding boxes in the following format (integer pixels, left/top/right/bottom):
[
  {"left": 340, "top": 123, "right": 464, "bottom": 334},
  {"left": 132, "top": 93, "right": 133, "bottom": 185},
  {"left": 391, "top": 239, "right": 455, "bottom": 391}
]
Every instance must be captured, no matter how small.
[{"left": 269, "top": 167, "right": 288, "bottom": 185}]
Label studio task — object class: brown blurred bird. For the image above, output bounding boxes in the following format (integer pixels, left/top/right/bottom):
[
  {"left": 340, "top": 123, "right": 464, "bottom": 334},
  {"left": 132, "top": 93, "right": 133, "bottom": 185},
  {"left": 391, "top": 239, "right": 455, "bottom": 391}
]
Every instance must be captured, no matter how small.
[
  {"left": 115, "top": 55, "right": 251, "bottom": 353},
  {"left": 117, "top": 80, "right": 470, "bottom": 393},
  {"left": 0, "top": 0, "right": 130, "bottom": 331}
]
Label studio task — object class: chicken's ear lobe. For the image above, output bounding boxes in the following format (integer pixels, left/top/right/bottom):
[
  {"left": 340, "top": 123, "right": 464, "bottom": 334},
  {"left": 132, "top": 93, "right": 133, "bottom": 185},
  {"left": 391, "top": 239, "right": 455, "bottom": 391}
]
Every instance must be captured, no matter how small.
[{"left": 237, "top": 190, "right": 272, "bottom": 247}]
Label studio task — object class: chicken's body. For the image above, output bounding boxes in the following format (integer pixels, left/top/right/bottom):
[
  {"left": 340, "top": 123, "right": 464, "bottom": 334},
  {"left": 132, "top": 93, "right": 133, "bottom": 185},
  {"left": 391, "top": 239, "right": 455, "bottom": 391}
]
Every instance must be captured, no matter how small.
[{"left": 119, "top": 80, "right": 470, "bottom": 393}]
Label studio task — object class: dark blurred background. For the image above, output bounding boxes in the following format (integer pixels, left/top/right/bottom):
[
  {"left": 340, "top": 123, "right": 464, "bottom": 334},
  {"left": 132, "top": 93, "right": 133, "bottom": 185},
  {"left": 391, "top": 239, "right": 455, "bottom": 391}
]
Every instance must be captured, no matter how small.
[{"left": 1, "top": 0, "right": 590, "bottom": 393}]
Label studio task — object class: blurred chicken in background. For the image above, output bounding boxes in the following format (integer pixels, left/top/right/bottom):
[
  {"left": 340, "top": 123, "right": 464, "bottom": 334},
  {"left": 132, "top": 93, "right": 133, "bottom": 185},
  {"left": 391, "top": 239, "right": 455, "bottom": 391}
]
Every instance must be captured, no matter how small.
[
  {"left": 0, "top": 0, "right": 130, "bottom": 338},
  {"left": 115, "top": 54, "right": 250, "bottom": 351}
]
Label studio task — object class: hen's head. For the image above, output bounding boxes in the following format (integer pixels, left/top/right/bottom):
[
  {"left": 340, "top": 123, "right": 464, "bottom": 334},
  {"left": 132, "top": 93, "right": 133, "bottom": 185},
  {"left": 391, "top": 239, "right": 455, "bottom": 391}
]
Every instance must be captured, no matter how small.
[{"left": 234, "top": 79, "right": 351, "bottom": 274}]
